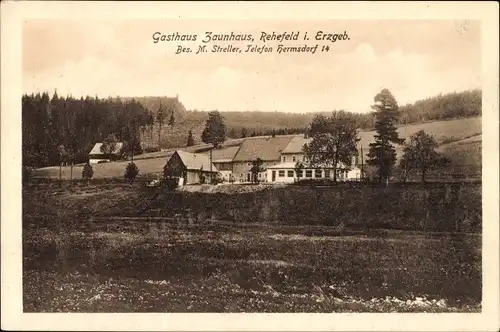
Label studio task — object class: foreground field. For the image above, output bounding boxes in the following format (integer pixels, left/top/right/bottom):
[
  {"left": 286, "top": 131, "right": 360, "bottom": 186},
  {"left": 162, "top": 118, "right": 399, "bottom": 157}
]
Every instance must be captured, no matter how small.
[
  {"left": 23, "top": 223, "right": 481, "bottom": 313},
  {"left": 22, "top": 183, "right": 481, "bottom": 312}
]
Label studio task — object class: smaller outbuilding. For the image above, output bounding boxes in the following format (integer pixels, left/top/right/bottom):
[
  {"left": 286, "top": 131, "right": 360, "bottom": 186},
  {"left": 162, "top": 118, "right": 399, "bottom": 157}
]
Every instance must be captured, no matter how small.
[
  {"left": 88, "top": 142, "right": 124, "bottom": 164},
  {"left": 164, "top": 150, "right": 219, "bottom": 185}
]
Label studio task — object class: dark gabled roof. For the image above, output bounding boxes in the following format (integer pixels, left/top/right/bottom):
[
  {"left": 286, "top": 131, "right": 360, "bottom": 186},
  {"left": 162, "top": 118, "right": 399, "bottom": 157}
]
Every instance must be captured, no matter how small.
[
  {"left": 175, "top": 150, "right": 218, "bottom": 172},
  {"left": 232, "top": 135, "right": 295, "bottom": 162}
]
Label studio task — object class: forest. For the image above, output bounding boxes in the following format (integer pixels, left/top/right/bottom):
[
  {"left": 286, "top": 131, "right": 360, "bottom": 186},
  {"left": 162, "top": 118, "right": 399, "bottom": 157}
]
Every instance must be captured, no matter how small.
[
  {"left": 22, "top": 92, "right": 153, "bottom": 168},
  {"left": 22, "top": 89, "right": 481, "bottom": 167}
]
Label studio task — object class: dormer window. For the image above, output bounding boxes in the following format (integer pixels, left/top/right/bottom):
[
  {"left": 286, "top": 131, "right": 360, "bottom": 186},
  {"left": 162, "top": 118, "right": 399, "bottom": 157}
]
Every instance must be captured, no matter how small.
[
  {"left": 283, "top": 156, "right": 286, "bottom": 163},
  {"left": 292, "top": 156, "right": 296, "bottom": 162}
]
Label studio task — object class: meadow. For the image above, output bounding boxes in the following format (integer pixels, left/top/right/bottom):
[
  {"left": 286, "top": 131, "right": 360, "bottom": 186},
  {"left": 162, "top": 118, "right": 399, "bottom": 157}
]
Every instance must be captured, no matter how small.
[
  {"left": 31, "top": 116, "right": 481, "bottom": 180},
  {"left": 23, "top": 223, "right": 481, "bottom": 313},
  {"left": 23, "top": 182, "right": 481, "bottom": 312}
]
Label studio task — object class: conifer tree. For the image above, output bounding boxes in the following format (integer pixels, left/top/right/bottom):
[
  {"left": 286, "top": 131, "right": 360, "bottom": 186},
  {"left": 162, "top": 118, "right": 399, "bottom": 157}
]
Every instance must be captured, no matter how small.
[{"left": 366, "top": 89, "right": 405, "bottom": 183}]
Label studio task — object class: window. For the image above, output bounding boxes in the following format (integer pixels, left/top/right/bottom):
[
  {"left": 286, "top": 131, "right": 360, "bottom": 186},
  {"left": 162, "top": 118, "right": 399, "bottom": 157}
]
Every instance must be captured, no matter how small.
[
  {"left": 305, "top": 170, "right": 313, "bottom": 178},
  {"left": 287, "top": 170, "right": 294, "bottom": 177},
  {"left": 325, "top": 170, "right": 330, "bottom": 178},
  {"left": 297, "top": 170, "right": 303, "bottom": 178},
  {"left": 278, "top": 170, "right": 285, "bottom": 177},
  {"left": 292, "top": 156, "right": 296, "bottom": 162},
  {"left": 315, "top": 169, "right": 322, "bottom": 178},
  {"left": 283, "top": 156, "right": 287, "bottom": 162}
]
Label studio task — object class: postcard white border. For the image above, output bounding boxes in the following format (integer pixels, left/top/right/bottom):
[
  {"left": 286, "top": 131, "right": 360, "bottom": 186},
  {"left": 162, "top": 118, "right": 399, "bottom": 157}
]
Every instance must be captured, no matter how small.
[{"left": 1, "top": 1, "right": 499, "bottom": 331}]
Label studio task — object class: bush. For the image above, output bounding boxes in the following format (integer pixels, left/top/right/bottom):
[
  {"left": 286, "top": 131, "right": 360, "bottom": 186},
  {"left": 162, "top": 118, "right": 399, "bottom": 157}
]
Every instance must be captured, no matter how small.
[
  {"left": 124, "top": 162, "right": 139, "bottom": 183},
  {"left": 82, "top": 163, "right": 94, "bottom": 184},
  {"left": 163, "top": 177, "right": 179, "bottom": 190}
]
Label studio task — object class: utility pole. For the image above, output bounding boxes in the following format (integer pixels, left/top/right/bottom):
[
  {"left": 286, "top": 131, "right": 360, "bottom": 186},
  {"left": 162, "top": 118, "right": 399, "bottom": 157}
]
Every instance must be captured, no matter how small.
[
  {"left": 209, "top": 145, "right": 213, "bottom": 184},
  {"left": 360, "top": 145, "right": 364, "bottom": 180}
]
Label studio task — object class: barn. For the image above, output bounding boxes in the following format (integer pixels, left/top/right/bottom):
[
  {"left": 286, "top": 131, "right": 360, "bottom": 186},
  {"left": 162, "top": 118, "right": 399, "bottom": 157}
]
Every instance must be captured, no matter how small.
[
  {"left": 164, "top": 150, "right": 219, "bottom": 185},
  {"left": 88, "top": 142, "right": 124, "bottom": 164}
]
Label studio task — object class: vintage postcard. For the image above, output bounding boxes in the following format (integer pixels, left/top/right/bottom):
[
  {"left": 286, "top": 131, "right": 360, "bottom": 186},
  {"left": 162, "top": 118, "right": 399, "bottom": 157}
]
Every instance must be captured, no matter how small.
[{"left": 1, "top": 1, "right": 499, "bottom": 331}]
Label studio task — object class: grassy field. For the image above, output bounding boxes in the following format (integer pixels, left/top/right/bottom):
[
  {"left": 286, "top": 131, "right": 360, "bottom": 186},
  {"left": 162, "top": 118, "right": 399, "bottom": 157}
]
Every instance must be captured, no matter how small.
[
  {"left": 32, "top": 117, "right": 481, "bottom": 180},
  {"left": 23, "top": 223, "right": 481, "bottom": 313},
  {"left": 23, "top": 183, "right": 481, "bottom": 312}
]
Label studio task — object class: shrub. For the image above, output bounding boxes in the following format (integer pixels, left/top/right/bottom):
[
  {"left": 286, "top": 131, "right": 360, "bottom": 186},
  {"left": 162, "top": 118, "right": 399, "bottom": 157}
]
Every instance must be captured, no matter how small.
[
  {"left": 163, "top": 177, "right": 179, "bottom": 190},
  {"left": 82, "top": 163, "right": 94, "bottom": 184},
  {"left": 124, "top": 162, "right": 139, "bottom": 183}
]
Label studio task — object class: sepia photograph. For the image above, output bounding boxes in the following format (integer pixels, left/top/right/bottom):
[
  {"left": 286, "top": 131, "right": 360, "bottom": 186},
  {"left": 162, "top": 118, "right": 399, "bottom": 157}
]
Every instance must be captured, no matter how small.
[{"left": 2, "top": 1, "right": 499, "bottom": 331}]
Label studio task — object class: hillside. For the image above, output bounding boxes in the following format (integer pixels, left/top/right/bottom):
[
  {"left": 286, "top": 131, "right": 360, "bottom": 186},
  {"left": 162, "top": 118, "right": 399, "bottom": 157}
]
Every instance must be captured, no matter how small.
[
  {"left": 358, "top": 116, "right": 482, "bottom": 159},
  {"left": 33, "top": 116, "right": 482, "bottom": 180},
  {"left": 135, "top": 90, "right": 481, "bottom": 149}
]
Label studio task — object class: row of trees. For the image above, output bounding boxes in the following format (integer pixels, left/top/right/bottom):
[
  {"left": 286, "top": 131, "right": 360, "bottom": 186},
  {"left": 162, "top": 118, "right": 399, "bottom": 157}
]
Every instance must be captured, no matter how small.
[
  {"left": 194, "top": 94, "right": 451, "bottom": 184},
  {"left": 22, "top": 92, "right": 154, "bottom": 168},
  {"left": 298, "top": 89, "right": 450, "bottom": 184}
]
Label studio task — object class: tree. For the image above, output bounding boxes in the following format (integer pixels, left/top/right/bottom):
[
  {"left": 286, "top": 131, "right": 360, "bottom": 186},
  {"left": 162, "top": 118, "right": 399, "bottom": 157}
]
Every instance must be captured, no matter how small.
[
  {"left": 82, "top": 163, "right": 93, "bottom": 185},
  {"left": 400, "top": 130, "right": 450, "bottom": 183},
  {"left": 56, "top": 144, "right": 67, "bottom": 182},
  {"left": 186, "top": 129, "right": 195, "bottom": 146},
  {"left": 201, "top": 110, "right": 226, "bottom": 149},
  {"left": 168, "top": 111, "right": 175, "bottom": 127},
  {"left": 366, "top": 89, "right": 405, "bottom": 184},
  {"left": 250, "top": 158, "right": 265, "bottom": 183},
  {"left": 294, "top": 161, "right": 305, "bottom": 182},
  {"left": 303, "top": 111, "right": 360, "bottom": 182},
  {"left": 201, "top": 111, "right": 227, "bottom": 184},
  {"left": 122, "top": 135, "right": 143, "bottom": 162},
  {"left": 240, "top": 128, "right": 247, "bottom": 138},
  {"left": 156, "top": 104, "right": 165, "bottom": 147},
  {"left": 124, "top": 162, "right": 139, "bottom": 183},
  {"left": 100, "top": 134, "right": 118, "bottom": 160}
]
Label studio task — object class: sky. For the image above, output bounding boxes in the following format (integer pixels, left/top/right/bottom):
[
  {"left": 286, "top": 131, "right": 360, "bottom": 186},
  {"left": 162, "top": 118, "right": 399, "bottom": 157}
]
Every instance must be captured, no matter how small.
[{"left": 23, "top": 19, "right": 481, "bottom": 114}]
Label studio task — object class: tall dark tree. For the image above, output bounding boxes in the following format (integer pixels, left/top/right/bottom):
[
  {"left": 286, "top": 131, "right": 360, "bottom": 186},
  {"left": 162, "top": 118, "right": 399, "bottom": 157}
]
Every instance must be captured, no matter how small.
[
  {"left": 201, "top": 110, "right": 226, "bottom": 149},
  {"left": 201, "top": 110, "right": 226, "bottom": 184},
  {"left": 303, "top": 111, "right": 360, "bottom": 182},
  {"left": 156, "top": 104, "right": 165, "bottom": 147},
  {"left": 186, "top": 129, "right": 195, "bottom": 146},
  {"left": 366, "top": 89, "right": 405, "bottom": 183},
  {"left": 240, "top": 128, "right": 247, "bottom": 138}
]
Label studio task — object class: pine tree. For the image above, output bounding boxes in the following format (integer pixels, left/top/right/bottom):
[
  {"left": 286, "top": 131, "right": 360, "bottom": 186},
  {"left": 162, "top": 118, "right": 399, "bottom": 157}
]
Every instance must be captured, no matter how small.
[
  {"left": 186, "top": 129, "right": 195, "bottom": 146},
  {"left": 156, "top": 104, "right": 165, "bottom": 147},
  {"left": 124, "top": 162, "right": 139, "bottom": 183},
  {"left": 366, "top": 89, "right": 405, "bottom": 183},
  {"left": 201, "top": 111, "right": 226, "bottom": 148}
]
